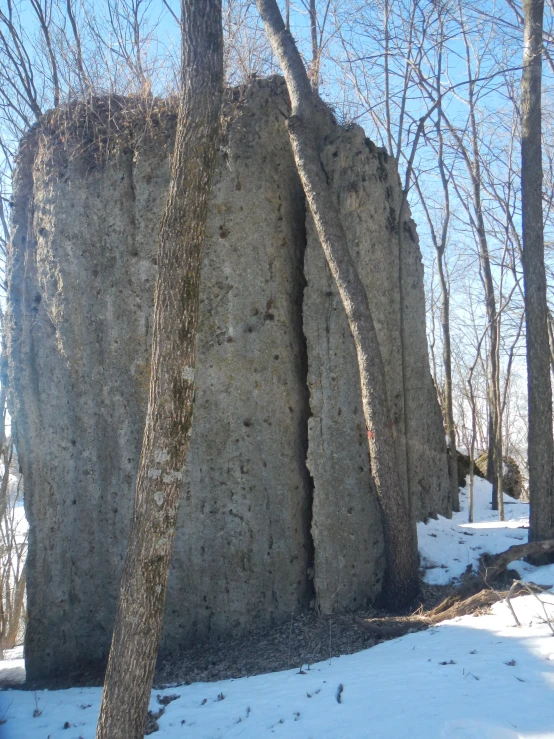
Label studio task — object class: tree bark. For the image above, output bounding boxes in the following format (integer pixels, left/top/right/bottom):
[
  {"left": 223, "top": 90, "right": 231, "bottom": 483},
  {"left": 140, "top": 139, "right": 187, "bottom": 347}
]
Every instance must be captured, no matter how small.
[
  {"left": 521, "top": 0, "right": 554, "bottom": 542},
  {"left": 255, "top": 0, "right": 419, "bottom": 609},
  {"left": 95, "top": 1, "right": 223, "bottom": 736}
]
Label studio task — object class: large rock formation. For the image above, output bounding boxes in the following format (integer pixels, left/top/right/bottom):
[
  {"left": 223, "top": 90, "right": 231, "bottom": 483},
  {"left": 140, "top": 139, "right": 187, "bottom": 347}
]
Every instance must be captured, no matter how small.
[
  {"left": 6, "top": 77, "right": 451, "bottom": 682},
  {"left": 474, "top": 452, "right": 526, "bottom": 500}
]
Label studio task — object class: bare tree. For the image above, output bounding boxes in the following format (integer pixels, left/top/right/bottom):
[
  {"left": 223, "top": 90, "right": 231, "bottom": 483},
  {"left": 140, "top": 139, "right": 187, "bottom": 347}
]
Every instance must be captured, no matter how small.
[
  {"left": 95, "top": 0, "right": 223, "bottom": 735},
  {"left": 521, "top": 0, "right": 554, "bottom": 541},
  {"left": 223, "top": 0, "right": 274, "bottom": 84},
  {"left": 411, "top": 22, "right": 460, "bottom": 510}
]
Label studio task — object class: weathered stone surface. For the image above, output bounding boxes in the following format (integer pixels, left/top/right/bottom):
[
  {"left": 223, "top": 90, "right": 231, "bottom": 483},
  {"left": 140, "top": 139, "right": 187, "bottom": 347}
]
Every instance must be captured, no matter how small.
[
  {"left": 475, "top": 452, "right": 526, "bottom": 500},
  {"left": 6, "top": 77, "right": 451, "bottom": 681},
  {"left": 7, "top": 111, "right": 164, "bottom": 681},
  {"left": 456, "top": 451, "right": 487, "bottom": 488},
  {"left": 163, "top": 80, "right": 313, "bottom": 651},
  {"left": 7, "top": 78, "right": 312, "bottom": 681},
  {"left": 304, "top": 125, "right": 451, "bottom": 613},
  {"left": 503, "top": 458, "right": 526, "bottom": 501}
]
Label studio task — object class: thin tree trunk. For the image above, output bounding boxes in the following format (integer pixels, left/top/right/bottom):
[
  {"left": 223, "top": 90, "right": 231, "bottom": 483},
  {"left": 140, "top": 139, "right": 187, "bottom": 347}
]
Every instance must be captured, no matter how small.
[
  {"left": 457, "top": 0, "right": 503, "bottom": 514},
  {"left": 486, "top": 409, "right": 497, "bottom": 504},
  {"left": 468, "top": 420, "right": 476, "bottom": 525},
  {"left": 494, "top": 310, "right": 505, "bottom": 520},
  {"left": 469, "top": 97, "right": 501, "bottom": 517},
  {"left": 308, "top": 0, "right": 319, "bottom": 90},
  {"left": 66, "top": 0, "right": 90, "bottom": 95},
  {"left": 383, "top": 0, "right": 393, "bottom": 155},
  {"left": 255, "top": 0, "right": 419, "bottom": 609},
  {"left": 95, "top": 1, "right": 223, "bottom": 736},
  {"left": 521, "top": 0, "right": 554, "bottom": 542},
  {"left": 432, "top": 86, "right": 459, "bottom": 511},
  {"left": 0, "top": 386, "right": 9, "bottom": 523},
  {"left": 467, "top": 322, "right": 488, "bottom": 524},
  {"left": 437, "top": 253, "right": 459, "bottom": 511},
  {"left": 30, "top": 0, "right": 60, "bottom": 108},
  {"left": 409, "top": 65, "right": 458, "bottom": 515}
]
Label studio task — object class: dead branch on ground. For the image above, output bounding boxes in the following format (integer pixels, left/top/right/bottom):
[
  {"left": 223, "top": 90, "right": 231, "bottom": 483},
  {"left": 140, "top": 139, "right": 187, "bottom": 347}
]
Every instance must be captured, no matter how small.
[
  {"left": 479, "top": 539, "right": 554, "bottom": 583},
  {"left": 355, "top": 553, "right": 554, "bottom": 641}
]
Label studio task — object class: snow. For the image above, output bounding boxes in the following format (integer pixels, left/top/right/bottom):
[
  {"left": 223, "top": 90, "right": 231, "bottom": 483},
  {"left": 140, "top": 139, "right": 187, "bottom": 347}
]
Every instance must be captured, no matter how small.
[
  {"left": 0, "top": 647, "right": 24, "bottom": 686},
  {"left": 418, "top": 478, "right": 530, "bottom": 586},
  {"left": 2, "top": 479, "right": 554, "bottom": 739},
  {"left": 10, "top": 500, "right": 27, "bottom": 537}
]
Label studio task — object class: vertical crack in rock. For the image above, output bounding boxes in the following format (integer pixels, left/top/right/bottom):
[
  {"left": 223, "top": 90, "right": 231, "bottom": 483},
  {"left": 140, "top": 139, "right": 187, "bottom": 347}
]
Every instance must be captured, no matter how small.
[
  {"left": 304, "top": 125, "right": 451, "bottom": 614},
  {"left": 163, "top": 78, "right": 314, "bottom": 654},
  {"left": 295, "top": 194, "right": 317, "bottom": 610}
]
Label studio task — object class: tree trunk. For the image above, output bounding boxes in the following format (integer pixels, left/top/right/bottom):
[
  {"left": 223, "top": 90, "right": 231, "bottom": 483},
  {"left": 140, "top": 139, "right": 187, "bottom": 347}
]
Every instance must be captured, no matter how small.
[
  {"left": 522, "top": 0, "right": 554, "bottom": 542},
  {"left": 434, "top": 110, "right": 459, "bottom": 512},
  {"left": 95, "top": 1, "right": 223, "bottom": 736},
  {"left": 458, "top": 2, "right": 503, "bottom": 515},
  {"left": 308, "top": 0, "right": 319, "bottom": 90},
  {"left": 255, "top": 0, "right": 419, "bottom": 609},
  {"left": 486, "top": 409, "right": 498, "bottom": 507},
  {"left": 493, "top": 316, "right": 505, "bottom": 520},
  {"left": 437, "top": 253, "right": 459, "bottom": 512},
  {"left": 472, "top": 140, "right": 502, "bottom": 518},
  {"left": 481, "top": 537, "right": 554, "bottom": 580}
]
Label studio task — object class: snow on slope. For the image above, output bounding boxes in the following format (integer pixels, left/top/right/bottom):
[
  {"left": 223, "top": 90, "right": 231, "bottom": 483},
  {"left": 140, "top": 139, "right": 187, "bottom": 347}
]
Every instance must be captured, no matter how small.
[
  {"left": 418, "top": 478, "right": 552, "bottom": 586},
  {"left": 2, "top": 479, "right": 554, "bottom": 739}
]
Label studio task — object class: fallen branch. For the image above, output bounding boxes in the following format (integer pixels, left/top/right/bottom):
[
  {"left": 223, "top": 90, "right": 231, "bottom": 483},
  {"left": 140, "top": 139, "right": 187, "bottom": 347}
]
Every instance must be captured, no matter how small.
[
  {"left": 479, "top": 539, "right": 554, "bottom": 583},
  {"left": 355, "top": 582, "right": 550, "bottom": 640},
  {"left": 423, "top": 579, "right": 483, "bottom": 616},
  {"left": 509, "top": 579, "right": 554, "bottom": 635},
  {"left": 504, "top": 580, "right": 522, "bottom": 627},
  {"left": 356, "top": 540, "right": 554, "bottom": 641}
]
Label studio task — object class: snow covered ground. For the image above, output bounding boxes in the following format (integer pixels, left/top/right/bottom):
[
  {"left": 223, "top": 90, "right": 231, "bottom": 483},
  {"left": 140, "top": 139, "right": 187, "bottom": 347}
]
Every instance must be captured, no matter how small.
[
  {"left": 2, "top": 479, "right": 554, "bottom": 739},
  {"left": 418, "top": 478, "right": 554, "bottom": 587}
]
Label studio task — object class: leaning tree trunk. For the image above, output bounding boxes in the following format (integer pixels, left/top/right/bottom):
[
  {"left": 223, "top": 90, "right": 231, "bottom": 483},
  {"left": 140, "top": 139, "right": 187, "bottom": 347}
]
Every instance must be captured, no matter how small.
[
  {"left": 95, "top": 2, "right": 223, "bottom": 737},
  {"left": 521, "top": 0, "right": 554, "bottom": 542},
  {"left": 255, "top": 0, "right": 418, "bottom": 609}
]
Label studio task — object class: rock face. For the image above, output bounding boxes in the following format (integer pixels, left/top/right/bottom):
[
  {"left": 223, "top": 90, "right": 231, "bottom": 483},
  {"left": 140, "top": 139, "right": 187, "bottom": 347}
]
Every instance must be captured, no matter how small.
[
  {"left": 6, "top": 77, "right": 451, "bottom": 682},
  {"left": 474, "top": 452, "right": 526, "bottom": 500},
  {"left": 456, "top": 451, "right": 487, "bottom": 488},
  {"left": 164, "top": 83, "right": 312, "bottom": 650},
  {"left": 304, "top": 126, "right": 451, "bottom": 613}
]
